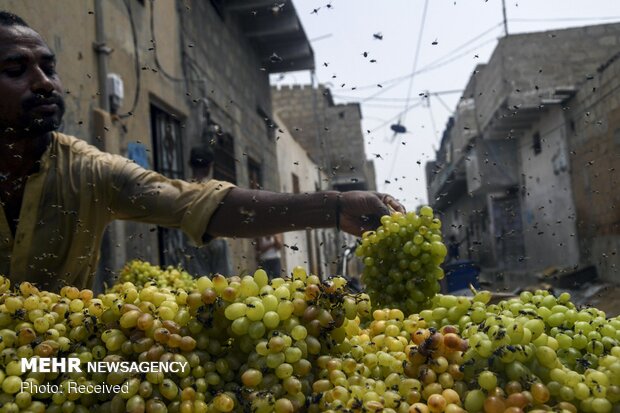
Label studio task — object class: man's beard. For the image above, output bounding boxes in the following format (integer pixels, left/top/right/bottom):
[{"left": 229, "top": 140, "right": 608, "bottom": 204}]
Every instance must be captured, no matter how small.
[
  {"left": 20, "top": 93, "right": 66, "bottom": 135},
  {"left": 25, "top": 113, "right": 63, "bottom": 135}
]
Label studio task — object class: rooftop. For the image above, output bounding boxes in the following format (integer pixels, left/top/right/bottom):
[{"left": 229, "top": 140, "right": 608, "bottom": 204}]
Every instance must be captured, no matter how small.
[{"left": 227, "top": 0, "right": 314, "bottom": 73}]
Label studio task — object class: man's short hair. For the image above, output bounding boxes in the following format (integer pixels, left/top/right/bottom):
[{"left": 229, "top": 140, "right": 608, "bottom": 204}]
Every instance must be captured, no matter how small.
[
  {"left": 190, "top": 146, "right": 214, "bottom": 168},
  {"left": 0, "top": 11, "right": 29, "bottom": 28}
]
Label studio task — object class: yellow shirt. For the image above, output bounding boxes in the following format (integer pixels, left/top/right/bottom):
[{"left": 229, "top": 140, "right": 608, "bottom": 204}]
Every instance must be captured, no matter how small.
[{"left": 0, "top": 132, "right": 235, "bottom": 291}]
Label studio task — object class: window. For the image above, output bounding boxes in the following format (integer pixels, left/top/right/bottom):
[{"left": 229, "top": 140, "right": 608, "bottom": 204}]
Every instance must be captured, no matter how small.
[
  {"left": 213, "top": 133, "right": 237, "bottom": 184},
  {"left": 532, "top": 132, "right": 542, "bottom": 155},
  {"left": 248, "top": 157, "right": 262, "bottom": 190},
  {"left": 151, "top": 106, "right": 184, "bottom": 180},
  {"left": 150, "top": 104, "right": 186, "bottom": 267}
]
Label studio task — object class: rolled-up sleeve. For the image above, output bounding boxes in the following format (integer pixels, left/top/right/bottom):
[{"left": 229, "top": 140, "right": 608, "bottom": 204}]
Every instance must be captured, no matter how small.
[{"left": 108, "top": 161, "right": 235, "bottom": 246}]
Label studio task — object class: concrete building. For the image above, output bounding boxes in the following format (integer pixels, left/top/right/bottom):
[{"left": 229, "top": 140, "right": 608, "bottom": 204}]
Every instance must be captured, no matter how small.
[
  {"left": 272, "top": 84, "right": 377, "bottom": 192},
  {"left": 426, "top": 23, "right": 620, "bottom": 284},
  {"left": 564, "top": 51, "right": 620, "bottom": 282},
  {"left": 274, "top": 114, "right": 335, "bottom": 277},
  {"left": 5, "top": 0, "right": 314, "bottom": 286}
]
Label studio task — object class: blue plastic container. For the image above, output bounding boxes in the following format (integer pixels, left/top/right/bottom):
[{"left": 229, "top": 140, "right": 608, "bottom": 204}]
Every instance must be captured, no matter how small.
[{"left": 443, "top": 261, "right": 480, "bottom": 292}]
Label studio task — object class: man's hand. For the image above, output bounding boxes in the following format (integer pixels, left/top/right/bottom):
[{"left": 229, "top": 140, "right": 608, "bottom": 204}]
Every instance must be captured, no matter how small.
[{"left": 339, "top": 191, "right": 406, "bottom": 236}]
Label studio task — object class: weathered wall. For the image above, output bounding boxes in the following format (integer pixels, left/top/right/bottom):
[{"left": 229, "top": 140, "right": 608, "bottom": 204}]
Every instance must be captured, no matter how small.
[
  {"left": 1, "top": 0, "right": 100, "bottom": 142},
  {"left": 450, "top": 98, "right": 479, "bottom": 163},
  {"left": 275, "top": 114, "right": 326, "bottom": 276},
  {"left": 475, "top": 23, "right": 620, "bottom": 132},
  {"left": 466, "top": 139, "right": 519, "bottom": 194},
  {"left": 518, "top": 106, "right": 580, "bottom": 271},
  {"left": 103, "top": 0, "right": 190, "bottom": 269},
  {"left": 567, "top": 53, "right": 620, "bottom": 282},
  {"left": 437, "top": 193, "right": 489, "bottom": 265},
  {"left": 272, "top": 85, "right": 373, "bottom": 190},
  {"left": 181, "top": 0, "right": 277, "bottom": 191}
]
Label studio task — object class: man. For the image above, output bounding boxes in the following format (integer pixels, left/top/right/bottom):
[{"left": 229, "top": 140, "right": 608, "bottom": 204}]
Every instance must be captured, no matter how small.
[
  {"left": 183, "top": 145, "right": 233, "bottom": 277},
  {"left": 447, "top": 235, "right": 461, "bottom": 263},
  {"left": 256, "top": 234, "right": 283, "bottom": 280},
  {"left": 0, "top": 12, "right": 404, "bottom": 291}
]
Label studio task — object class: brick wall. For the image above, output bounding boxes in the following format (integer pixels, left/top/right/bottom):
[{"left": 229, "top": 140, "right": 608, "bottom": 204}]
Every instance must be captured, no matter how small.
[
  {"left": 566, "top": 53, "right": 620, "bottom": 281},
  {"left": 272, "top": 85, "right": 374, "bottom": 190}
]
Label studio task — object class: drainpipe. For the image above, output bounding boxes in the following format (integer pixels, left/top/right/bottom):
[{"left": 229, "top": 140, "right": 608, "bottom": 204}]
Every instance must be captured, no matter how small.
[
  {"left": 94, "top": 0, "right": 111, "bottom": 118},
  {"left": 92, "top": 0, "right": 115, "bottom": 293}
]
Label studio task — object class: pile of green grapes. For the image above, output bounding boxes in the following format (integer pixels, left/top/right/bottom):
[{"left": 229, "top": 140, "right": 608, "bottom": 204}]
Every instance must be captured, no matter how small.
[
  {"left": 117, "top": 260, "right": 195, "bottom": 290},
  {"left": 0, "top": 260, "right": 618, "bottom": 412},
  {"left": 356, "top": 207, "right": 447, "bottom": 314},
  {"left": 0, "top": 269, "right": 372, "bottom": 413},
  {"left": 311, "top": 288, "right": 620, "bottom": 413},
  {"left": 424, "top": 290, "right": 620, "bottom": 413}
]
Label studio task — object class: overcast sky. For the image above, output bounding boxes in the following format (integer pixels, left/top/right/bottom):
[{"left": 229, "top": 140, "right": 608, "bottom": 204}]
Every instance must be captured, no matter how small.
[{"left": 271, "top": 0, "right": 620, "bottom": 210}]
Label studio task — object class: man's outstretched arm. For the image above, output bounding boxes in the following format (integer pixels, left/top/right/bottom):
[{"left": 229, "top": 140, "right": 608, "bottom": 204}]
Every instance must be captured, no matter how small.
[{"left": 206, "top": 188, "right": 405, "bottom": 239}]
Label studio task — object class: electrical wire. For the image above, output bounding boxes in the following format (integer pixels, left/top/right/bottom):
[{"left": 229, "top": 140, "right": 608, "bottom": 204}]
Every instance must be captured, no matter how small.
[
  {"left": 331, "top": 22, "right": 503, "bottom": 93},
  {"left": 432, "top": 93, "right": 455, "bottom": 114},
  {"left": 427, "top": 99, "right": 439, "bottom": 141},
  {"left": 400, "top": 0, "right": 429, "bottom": 125},
  {"left": 150, "top": 0, "right": 185, "bottom": 82},
  {"left": 511, "top": 16, "right": 620, "bottom": 23},
  {"left": 335, "top": 34, "right": 498, "bottom": 110},
  {"left": 367, "top": 99, "right": 425, "bottom": 133},
  {"left": 360, "top": 19, "right": 502, "bottom": 190},
  {"left": 418, "top": 37, "right": 498, "bottom": 73},
  {"left": 333, "top": 89, "right": 463, "bottom": 102},
  {"left": 363, "top": 102, "right": 430, "bottom": 109},
  {"left": 119, "top": 0, "right": 141, "bottom": 118},
  {"left": 343, "top": 35, "right": 496, "bottom": 110}
]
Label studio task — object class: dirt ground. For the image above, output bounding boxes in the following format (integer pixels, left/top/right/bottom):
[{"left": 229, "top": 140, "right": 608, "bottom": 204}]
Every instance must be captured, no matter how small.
[{"left": 568, "top": 283, "right": 620, "bottom": 318}]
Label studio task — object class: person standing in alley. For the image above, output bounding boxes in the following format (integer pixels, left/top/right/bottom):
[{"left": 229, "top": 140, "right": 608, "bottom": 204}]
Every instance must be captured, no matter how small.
[
  {"left": 183, "top": 145, "right": 233, "bottom": 277},
  {"left": 256, "top": 234, "right": 283, "bottom": 279}
]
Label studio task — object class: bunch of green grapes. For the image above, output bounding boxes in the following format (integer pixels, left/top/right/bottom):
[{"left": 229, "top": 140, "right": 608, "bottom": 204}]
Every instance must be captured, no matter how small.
[
  {"left": 356, "top": 206, "right": 447, "bottom": 314},
  {"left": 116, "top": 260, "right": 196, "bottom": 290}
]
